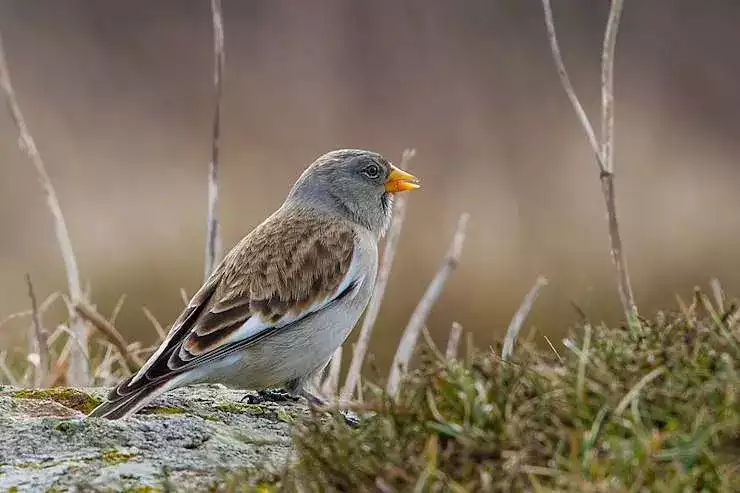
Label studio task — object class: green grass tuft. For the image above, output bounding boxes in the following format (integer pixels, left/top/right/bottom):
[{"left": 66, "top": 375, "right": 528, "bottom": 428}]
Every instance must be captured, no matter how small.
[{"left": 291, "top": 304, "right": 740, "bottom": 492}]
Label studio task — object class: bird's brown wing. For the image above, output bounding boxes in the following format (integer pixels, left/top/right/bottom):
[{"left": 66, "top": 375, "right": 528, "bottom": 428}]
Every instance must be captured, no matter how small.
[{"left": 105, "top": 210, "right": 356, "bottom": 401}]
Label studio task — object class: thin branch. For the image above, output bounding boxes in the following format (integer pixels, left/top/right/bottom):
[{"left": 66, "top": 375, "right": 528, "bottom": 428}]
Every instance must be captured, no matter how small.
[
  {"left": 541, "top": 0, "right": 604, "bottom": 170},
  {"left": 204, "top": 0, "right": 225, "bottom": 279},
  {"left": 387, "top": 212, "right": 469, "bottom": 398},
  {"left": 0, "top": 27, "right": 89, "bottom": 385},
  {"left": 26, "top": 274, "right": 50, "bottom": 387},
  {"left": 502, "top": 276, "right": 548, "bottom": 361},
  {"left": 601, "top": 0, "right": 624, "bottom": 174},
  {"left": 601, "top": 173, "right": 637, "bottom": 323},
  {"left": 341, "top": 148, "right": 416, "bottom": 402},
  {"left": 321, "top": 346, "right": 343, "bottom": 399},
  {"left": 74, "top": 301, "right": 143, "bottom": 373},
  {"left": 445, "top": 322, "right": 463, "bottom": 360},
  {"left": 541, "top": 0, "right": 637, "bottom": 325}
]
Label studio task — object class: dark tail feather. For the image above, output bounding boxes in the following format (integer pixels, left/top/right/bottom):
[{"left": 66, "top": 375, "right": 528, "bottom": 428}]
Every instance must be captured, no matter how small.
[{"left": 88, "top": 377, "right": 169, "bottom": 420}]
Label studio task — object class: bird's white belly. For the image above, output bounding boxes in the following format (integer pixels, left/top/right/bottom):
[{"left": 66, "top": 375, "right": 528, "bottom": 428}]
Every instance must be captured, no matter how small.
[{"left": 204, "top": 234, "right": 378, "bottom": 390}]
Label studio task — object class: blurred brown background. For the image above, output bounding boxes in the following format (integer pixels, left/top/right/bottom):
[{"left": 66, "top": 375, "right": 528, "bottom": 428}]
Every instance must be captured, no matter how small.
[{"left": 1, "top": 1, "right": 739, "bottom": 372}]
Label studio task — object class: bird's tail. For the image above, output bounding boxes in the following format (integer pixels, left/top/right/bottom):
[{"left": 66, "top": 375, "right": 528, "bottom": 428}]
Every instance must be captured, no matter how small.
[{"left": 88, "top": 375, "right": 174, "bottom": 420}]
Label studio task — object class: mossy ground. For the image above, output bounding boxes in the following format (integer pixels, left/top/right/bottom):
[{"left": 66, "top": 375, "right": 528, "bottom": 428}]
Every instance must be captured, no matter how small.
[
  {"left": 282, "top": 294, "right": 740, "bottom": 492},
  {"left": 140, "top": 405, "right": 186, "bottom": 415},
  {"left": 11, "top": 387, "right": 102, "bottom": 414}
]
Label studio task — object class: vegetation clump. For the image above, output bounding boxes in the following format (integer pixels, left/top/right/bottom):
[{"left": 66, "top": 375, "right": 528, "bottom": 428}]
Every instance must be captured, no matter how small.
[{"left": 290, "top": 300, "right": 740, "bottom": 492}]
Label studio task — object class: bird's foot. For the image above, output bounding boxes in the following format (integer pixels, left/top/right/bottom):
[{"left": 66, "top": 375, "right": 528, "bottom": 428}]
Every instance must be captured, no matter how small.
[
  {"left": 241, "top": 388, "right": 300, "bottom": 404},
  {"left": 299, "top": 389, "right": 360, "bottom": 428},
  {"left": 340, "top": 410, "right": 360, "bottom": 427}
]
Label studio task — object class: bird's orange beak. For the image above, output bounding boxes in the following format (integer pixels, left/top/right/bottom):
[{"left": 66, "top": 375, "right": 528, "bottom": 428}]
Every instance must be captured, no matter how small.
[{"left": 384, "top": 165, "right": 420, "bottom": 193}]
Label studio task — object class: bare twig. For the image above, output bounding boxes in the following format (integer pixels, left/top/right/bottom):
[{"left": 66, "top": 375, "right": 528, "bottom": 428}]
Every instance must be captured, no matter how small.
[
  {"left": 25, "top": 274, "right": 50, "bottom": 387},
  {"left": 74, "top": 301, "right": 143, "bottom": 373},
  {"left": 0, "top": 292, "right": 59, "bottom": 333},
  {"left": 600, "top": 172, "right": 636, "bottom": 324},
  {"left": 541, "top": 0, "right": 637, "bottom": 325},
  {"left": 204, "top": 0, "right": 225, "bottom": 279},
  {"left": 142, "top": 306, "right": 167, "bottom": 341},
  {"left": 445, "top": 322, "right": 463, "bottom": 360},
  {"left": 341, "top": 148, "right": 416, "bottom": 402},
  {"left": 321, "top": 346, "right": 343, "bottom": 399},
  {"left": 0, "top": 28, "right": 89, "bottom": 385},
  {"left": 387, "top": 212, "right": 469, "bottom": 398},
  {"left": 541, "top": 0, "right": 603, "bottom": 168},
  {"left": 601, "top": 0, "right": 624, "bottom": 175},
  {"left": 502, "top": 276, "right": 548, "bottom": 361}
]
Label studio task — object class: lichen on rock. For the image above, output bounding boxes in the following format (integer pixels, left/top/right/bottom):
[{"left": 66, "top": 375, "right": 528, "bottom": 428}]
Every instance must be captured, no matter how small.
[{"left": 0, "top": 385, "right": 302, "bottom": 492}]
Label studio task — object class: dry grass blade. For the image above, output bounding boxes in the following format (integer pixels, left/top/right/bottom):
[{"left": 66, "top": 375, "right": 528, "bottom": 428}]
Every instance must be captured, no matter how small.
[
  {"left": 74, "top": 301, "right": 143, "bottom": 373},
  {"left": 321, "top": 346, "right": 343, "bottom": 400},
  {"left": 614, "top": 366, "right": 665, "bottom": 417},
  {"left": 387, "top": 212, "right": 469, "bottom": 398},
  {"left": 110, "top": 294, "right": 127, "bottom": 325},
  {"left": 0, "top": 26, "right": 88, "bottom": 385},
  {"left": 142, "top": 306, "right": 167, "bottom": 341},
  {"left": 180, "top": 288, "right": 190, "bottom": 306},
  {"left": 445, "top": 322, "right": 463, "bottom": 360},
  {"left": 710, "top": 278, "right": 725, "bottom": 313},
  {"left": 341, "top": 148, "right": 416, "bottom": 402},
  {"left": 204, "top": 0, "right": 225, "bottom": 279},
  {"left": 26, "top": 274, "right": 50, "bottom": 387},
  {"left": 502, "top": 276, "right": 548, "bottom": 361},
  {"left": 577, "top": 324, "right": 592, "bottom": 402},
  {"left": 0, "top": 351, "right": 18, "bottom": 386}
]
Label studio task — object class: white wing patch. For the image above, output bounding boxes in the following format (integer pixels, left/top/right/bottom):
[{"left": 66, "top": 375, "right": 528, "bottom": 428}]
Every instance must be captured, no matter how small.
[
  {"left": 132, "top": 248, "right": 365, "bottom": 385},
  {"left": 216, "top": 250, "right": 366, "bottom": 348}
]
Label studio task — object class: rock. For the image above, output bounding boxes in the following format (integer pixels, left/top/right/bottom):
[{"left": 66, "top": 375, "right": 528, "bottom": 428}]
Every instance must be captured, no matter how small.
[{"left": 0, "top": 385, "right": 304, "bottom": 491}]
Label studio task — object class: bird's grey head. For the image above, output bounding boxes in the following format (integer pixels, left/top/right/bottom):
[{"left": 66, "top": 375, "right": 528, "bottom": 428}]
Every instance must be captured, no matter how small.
[{"left": 285, "top": 149, "right": 420, "bottom": 237}]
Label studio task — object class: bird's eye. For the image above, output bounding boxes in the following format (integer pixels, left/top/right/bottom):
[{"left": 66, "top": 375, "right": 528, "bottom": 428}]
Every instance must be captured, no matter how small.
[{"left": 362, "top": 163, "right": 381, "bottom": 179}]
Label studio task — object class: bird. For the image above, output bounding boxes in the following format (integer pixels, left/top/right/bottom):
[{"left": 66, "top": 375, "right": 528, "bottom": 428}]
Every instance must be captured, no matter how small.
[{"left": 88, "top": 149, "right": 420, "bottom": 419}]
